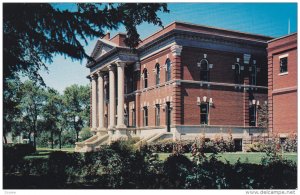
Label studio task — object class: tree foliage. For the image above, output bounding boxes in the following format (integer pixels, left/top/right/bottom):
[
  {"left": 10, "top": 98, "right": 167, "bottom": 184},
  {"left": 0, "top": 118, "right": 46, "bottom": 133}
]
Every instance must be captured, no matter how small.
[
  {"left": 3, "top": 78, "right": 22, "bottom": 143},
  {"left": 3, "top": 3, "right": 169, "bottom": 84},
  {"left": 63, "top": 84, "right": 90, "bottom": 142},
  {"left": 17, "top": 81, "right": 46, "bottom": 147}
]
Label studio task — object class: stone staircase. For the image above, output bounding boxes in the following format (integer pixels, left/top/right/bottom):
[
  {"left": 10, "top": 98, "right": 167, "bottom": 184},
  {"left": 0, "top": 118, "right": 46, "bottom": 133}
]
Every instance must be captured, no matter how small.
[
  {"left": 75, "top": 134, "right": 109, "bottom": 152},
  {"left": 134, "top": 132, "right": 170, "bottom": 147}
]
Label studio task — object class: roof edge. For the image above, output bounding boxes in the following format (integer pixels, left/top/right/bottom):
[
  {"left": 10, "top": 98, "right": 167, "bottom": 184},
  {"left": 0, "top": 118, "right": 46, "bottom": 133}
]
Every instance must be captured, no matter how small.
[{"left": 267, "top": 32, "right": 297, "bottom": 43}]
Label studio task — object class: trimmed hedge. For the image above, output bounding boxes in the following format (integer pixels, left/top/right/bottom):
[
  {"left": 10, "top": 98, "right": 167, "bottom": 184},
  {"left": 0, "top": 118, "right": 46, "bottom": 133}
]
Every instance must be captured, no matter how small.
[{"left": 3, "top": 141, "right": 297, "bottom": 189}]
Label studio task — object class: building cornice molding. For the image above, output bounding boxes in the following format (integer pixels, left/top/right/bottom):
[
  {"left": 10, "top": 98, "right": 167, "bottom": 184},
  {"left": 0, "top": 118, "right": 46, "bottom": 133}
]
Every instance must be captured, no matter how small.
[
  {"left": 138, "top": 29, "right": 268, "bottom": 61},
  {"left": 267, "top": 40, "right": 297, "bottom": 54}
]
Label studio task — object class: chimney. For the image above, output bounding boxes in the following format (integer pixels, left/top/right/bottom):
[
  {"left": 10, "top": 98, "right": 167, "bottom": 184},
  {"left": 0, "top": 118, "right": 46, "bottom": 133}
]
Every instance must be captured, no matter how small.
[{"left": 103, "top": 32, "right": 110, "bottom": 40}]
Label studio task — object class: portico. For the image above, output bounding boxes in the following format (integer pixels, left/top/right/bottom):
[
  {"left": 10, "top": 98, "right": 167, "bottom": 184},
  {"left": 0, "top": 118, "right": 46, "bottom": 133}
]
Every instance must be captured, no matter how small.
[{"left": 90, "top": 60, "right": 131, "bottom": 139}]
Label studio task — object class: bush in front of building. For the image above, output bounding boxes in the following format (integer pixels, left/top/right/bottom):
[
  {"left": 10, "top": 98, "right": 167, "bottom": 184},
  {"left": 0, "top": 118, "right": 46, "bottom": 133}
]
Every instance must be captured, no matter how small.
[
  {"left": 3, "top": 140, "right": 297, "bottom": 189},
  {"left": 145, "top": 136, "right": 235, "bottom": 154},
  {"left": 245, "top": 135, "right": 297, "bottom": 153}
]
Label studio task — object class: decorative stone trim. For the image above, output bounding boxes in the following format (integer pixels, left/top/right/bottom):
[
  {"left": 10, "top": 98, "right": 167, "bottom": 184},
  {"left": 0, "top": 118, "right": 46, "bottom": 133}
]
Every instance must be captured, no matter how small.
[{"left": 171, "top": 44, "right": 183, "bottom": 56}]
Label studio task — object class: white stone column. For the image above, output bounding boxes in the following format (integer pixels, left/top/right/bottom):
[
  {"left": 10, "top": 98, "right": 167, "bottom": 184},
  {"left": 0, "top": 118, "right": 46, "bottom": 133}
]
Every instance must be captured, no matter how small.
[
  {"left": 91, "top": 74, "right": 97, "bottom": 131},
  {"left": 116, "top": 61, "right": 126, "bottom": 129},
  {"left": 97, "top": 71, "right": 105, "bottom": 131},
  {"left": 108, "top": 65, "right": 116, "bottom": 129}
]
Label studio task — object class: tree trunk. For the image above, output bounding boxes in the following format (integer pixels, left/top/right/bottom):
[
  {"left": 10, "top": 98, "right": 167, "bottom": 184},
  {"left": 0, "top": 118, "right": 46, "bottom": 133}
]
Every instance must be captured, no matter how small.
[
  {"left": 33, "top": 131, "right": 36, "bottom": 149},
  {"left": 51, "top": 131, "right": 54, "bottom": 149},
  {"left": 58, "top": 130, "right": 62, "bottom": 149},
  {"left": 3, "top": 135, "right": 7, "bottom": 144},
  {"left": 28, "top": 132, "right": 33, "bottom": 146},
  {"left": 76, "top": 131, "right": 79, "bottom": 142}
]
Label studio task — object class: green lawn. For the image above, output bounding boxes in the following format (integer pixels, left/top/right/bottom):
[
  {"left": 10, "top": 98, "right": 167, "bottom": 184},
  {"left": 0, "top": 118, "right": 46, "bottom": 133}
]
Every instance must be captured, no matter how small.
[
  {"left": 24, "top": 148, "right": 297, "bottom": 165},
  {"left": 24, "top": 147, "right": 75, "bottom": 160},
  {"left": 158, "top": 152, "right": 297, "bottom": 164}
]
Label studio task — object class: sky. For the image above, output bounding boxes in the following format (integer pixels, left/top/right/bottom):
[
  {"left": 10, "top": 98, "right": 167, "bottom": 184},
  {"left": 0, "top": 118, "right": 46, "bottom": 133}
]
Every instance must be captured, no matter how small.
[{"left": 39, "top": 3, "right": 297, "bottom": 93}]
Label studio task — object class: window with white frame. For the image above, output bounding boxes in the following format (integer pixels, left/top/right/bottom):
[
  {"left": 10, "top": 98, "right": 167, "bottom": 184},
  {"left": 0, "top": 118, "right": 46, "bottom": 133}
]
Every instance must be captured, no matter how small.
[{"left": 280, "top": 57, "right": 288, "bottom": 73}]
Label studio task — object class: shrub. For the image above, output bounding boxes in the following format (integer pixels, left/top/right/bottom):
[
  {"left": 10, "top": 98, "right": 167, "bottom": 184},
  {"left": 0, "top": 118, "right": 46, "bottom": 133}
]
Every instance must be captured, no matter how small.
[
  {"left": 3, "top": 144, "right": 36, "bottom": 172},
  {"left": 245, "top": 135, "right": 297, "bottom": 153},
  {"left": 163, "top": 154, "right": 193, "bottom": 188}
]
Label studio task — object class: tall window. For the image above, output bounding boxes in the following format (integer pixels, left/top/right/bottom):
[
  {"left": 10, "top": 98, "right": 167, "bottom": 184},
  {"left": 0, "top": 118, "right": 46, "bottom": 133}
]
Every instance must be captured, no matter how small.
[
  {"left": 250, "top": 65, "right": 257, "bottom": 85},
  {"left": 200, "top": 59, "right": 209, "bottom": 81},
  {"left": 155, "top": 104, "right": 160, "bottom": 126},
  {"left": 124, "top": 108, "right": 129, "bottom": 126},
  {"left": 155, "top": 63, "right": 160, "bottom": 85},
  {"left": 165, "top": 59, "right": 171, "bottom": 82},
  {"left": 143, "top": 106, "right": 148, "bottom": 126},
  {"left": 234, "top": 63, "right": 241, "bottom": 83},
  {"left": 143, "top": 68, "right": 148, "bottom": 88},
  {"left": 280, "top": 57, "right": 288, "bottom": 73},
  {"left": 132, "top": 109, "right": 136, "bottom": 127},
  {"left": 200, "top": 103, "right": 209, "bottom": 125},
  {"left": 249, "top": 105, "right": 256, "bottom": 126}
]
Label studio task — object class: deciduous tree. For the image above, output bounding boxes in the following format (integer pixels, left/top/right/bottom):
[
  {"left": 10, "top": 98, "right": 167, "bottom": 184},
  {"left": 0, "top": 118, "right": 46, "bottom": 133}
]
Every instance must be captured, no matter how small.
[{"left": 63, "top": 84, "right": 90, "bottom": 142}]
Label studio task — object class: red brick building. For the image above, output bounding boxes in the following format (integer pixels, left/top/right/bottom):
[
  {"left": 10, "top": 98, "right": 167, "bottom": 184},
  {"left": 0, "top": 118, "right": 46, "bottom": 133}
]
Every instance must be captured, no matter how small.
[
  {"left": 267, "top": 33, "right": 297, "bottom": 138},
  {"left": 76, "top": 22, "right": 275, "bottom": 152}
]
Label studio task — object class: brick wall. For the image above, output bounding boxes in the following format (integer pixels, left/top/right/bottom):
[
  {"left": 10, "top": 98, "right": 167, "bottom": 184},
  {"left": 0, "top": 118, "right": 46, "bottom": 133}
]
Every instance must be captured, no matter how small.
[{"left": 268, "top": 33, "right": 297, "bottom": 135}]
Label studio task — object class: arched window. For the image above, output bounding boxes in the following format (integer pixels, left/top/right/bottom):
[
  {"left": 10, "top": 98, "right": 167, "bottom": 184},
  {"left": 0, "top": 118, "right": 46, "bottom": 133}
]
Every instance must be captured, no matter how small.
[
  {"left": 199, "top": 59, "right": 209, "bottom": 81},
  {"left": 165, "top": 59, "right": 171, "bottom": 82},
  {"left": 155, "top": 63, "right": 160, "bottom": 85},
  {"left": 142, "top": 68, "right": 148, "bottom": 88},
  {"left": 234, "top": 63, "right": 241, "bottom": 83}
]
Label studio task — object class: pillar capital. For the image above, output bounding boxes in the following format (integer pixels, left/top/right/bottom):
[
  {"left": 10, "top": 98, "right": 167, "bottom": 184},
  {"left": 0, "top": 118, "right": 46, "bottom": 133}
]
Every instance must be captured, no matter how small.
[
  {"left": 96, "top": 70, "right": 105, "bottom": 77},
  {"left": 171, "top": 44, "right": 183, "bottom": 56},
  {"left": 116, "top": 61, "right": 126, "bottom": 67},
  {"left": 91, "top": 73, "right": 98, "bottom": 80},
  {"left": 108, "top": 64, "right": 116, "bottom": 71}
]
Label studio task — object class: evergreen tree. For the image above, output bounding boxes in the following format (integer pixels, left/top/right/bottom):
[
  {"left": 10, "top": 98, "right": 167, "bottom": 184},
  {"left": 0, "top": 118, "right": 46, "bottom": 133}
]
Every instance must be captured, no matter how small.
[{"left": 3, "top": 3, "right": 168, "bottom": 84}]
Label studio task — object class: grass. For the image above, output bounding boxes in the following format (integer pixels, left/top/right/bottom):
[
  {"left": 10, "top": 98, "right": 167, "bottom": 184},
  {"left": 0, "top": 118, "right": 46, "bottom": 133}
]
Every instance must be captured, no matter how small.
[
  {"left": 24, "top": 147, "right": 75, "bottom": 160},
  {"left": 24, "top": 147, "right": 297, "bottom": 165},
  {"left": 158, "top": 152, "right": 297, "bottom": 164}
]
